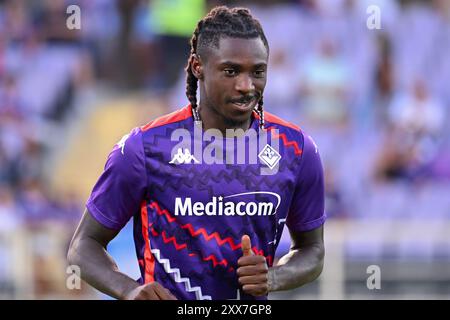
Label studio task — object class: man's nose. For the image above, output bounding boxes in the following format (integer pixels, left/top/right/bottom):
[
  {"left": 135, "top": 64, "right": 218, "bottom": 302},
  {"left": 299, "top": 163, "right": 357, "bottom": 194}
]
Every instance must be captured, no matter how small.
[{"left": 235, "top": 74, "right": 255, "bottom": 94}]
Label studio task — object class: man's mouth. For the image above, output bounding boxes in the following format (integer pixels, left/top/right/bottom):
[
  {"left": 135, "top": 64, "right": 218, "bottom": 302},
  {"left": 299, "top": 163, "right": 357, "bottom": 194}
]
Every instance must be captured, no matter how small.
[{"left": 229, "top": 97, "right": 258, "bottom": 112}]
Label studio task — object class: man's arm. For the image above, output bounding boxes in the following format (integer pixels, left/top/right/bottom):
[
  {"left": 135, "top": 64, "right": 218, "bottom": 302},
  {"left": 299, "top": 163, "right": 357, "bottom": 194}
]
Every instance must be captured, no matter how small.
[
  {"left": 67, "top": 209, "right": 176, "bottom": 300},
  {"left": 268, "top": 225, "right": 324, "bottom": 292}
]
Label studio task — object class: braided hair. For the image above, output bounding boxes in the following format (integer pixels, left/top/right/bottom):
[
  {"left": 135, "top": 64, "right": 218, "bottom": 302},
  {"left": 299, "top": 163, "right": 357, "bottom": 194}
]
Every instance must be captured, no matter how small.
[{"left": 185, "top": 6, "right": 269, "bottom": 129}]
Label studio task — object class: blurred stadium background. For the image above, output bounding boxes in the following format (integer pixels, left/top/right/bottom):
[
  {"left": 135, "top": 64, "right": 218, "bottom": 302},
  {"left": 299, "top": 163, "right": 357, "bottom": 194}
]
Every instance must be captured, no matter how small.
[{"left": 1, "top": 0, "right": 450, "bottom": 300}]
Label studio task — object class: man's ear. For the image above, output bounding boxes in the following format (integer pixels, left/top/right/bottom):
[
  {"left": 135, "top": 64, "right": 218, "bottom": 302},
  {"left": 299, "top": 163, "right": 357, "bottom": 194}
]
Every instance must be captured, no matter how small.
[{"left": 190, "top": 54, "right": 204, "bottom": 80}]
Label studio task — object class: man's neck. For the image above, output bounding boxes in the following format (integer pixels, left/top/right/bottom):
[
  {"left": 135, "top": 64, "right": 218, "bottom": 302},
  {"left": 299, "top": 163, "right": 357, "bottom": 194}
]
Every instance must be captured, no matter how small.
[{"left": 197, "top": 104, "right": 252, "bottom": 136}]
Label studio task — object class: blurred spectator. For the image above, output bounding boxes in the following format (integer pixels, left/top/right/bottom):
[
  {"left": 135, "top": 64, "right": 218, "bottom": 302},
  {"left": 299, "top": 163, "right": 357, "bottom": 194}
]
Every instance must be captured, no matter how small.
[
  {"left": 1, "top": 0, "right": 30, "bottom": 44},
  {"left": 299, "top": 36, "right": 351, "bottom": 129},
  {"left": 0, "top": 186, "right": 21, "bottom": 234},
  {"left": 263, "top": 48, "right": 301, "bottom": 118},
  {"left": 0, "top": 114, "right": 28, "bottom": 186},
  {"left": 375, "top": 78, "right": 446, "bottom": 182},
  {"left": 0, "top": 74, "right": 25, "bottom": 118},
  {"left": 149, "top": 0, "right": 206, "bottom": 90},
  {"left": 389, "top": 79, "right": 445, "bottom": 137},
  {"left": 17, "top": 179, "right": 53, "bottom": 224},
  {"left": 36, "top": 0, "right": 81, "bottom": 43},
  {"left": 373, "top": 33, "right": 394, "bottom": 127},
  {"left": 0, "top": 186, "right": 21, "bottom": 295}
]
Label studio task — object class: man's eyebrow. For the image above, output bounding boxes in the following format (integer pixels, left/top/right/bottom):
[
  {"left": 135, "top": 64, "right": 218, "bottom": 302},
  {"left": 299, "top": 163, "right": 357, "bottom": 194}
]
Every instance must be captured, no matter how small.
[
  {"left": 218, "top": 61, "right": 240, "bottom": 67},
  {"left": 218, "top": 61, "right": 267, "bottom": 68},
  {"left": 253, "top": 63, "right": 267, "bottom": 69}
]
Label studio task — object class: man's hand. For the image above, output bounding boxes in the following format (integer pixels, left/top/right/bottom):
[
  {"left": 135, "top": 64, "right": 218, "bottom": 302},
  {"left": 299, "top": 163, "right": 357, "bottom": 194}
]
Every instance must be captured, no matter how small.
[
  {"left": 237, "top": 235, "right": 269, "bottom": 296},
  {"left": 124, "top": 282, "right": 177, "bottom": 300}
]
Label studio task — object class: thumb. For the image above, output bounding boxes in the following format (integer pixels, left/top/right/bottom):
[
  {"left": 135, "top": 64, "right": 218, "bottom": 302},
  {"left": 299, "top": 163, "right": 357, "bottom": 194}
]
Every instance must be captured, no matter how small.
[{"left": 241, "top": 235, "right": 253, "bottom": 256}]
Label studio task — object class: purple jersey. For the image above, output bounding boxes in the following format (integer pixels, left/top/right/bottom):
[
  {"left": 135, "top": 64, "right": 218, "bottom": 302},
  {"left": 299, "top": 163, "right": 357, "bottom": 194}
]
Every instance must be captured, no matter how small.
[{"left": 86, "top": 105, "right": 325, "bottom": 300}]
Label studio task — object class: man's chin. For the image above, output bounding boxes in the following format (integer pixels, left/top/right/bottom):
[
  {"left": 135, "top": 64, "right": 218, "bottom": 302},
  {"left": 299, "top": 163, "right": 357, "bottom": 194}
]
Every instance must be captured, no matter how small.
[{"left": 222, "top": 111, "right": 253, "bottom": 128}]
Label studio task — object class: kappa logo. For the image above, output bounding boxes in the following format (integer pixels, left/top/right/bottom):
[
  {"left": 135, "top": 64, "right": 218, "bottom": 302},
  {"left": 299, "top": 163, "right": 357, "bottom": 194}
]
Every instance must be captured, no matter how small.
[
  {"left": 117, "top": 133, "right": 130, "bottom": 155},
  {"left": 258, "top": 144, "right": 281, "bottom": 169},
  {"left": 169, "top": 148, "right": 200, "bottom": 164}
]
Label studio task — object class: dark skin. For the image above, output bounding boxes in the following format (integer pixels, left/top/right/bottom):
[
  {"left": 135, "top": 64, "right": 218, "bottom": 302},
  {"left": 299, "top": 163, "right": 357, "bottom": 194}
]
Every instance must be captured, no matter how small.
[
  {"left": 193, "top": 37, "right": 324, "bottom": 295},
  {"left": 68, "top": 209, "right": 177, "bottom": 300},
  {"left": 67, "top": 36, "right": 324, "bottom": 299},
  {"left": 191, "top": 37, "right": 268, "bottom": 134},
  {"left": 238, "top": 227, "right": 324, "bottom": 296}
]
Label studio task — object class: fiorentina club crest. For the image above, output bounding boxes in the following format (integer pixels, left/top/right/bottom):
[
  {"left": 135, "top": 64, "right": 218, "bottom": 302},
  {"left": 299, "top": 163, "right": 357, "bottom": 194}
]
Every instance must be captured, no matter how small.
[{"left": 258, "top": 144, "right": 281, "bottom": 169}]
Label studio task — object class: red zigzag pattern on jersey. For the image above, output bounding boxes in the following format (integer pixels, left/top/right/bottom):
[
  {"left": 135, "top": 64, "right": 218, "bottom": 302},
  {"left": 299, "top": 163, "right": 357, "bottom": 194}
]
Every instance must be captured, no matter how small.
[
  {"left": 148, "top": 201, "right": 273, "bottom": 266},
  {"left": 181, "top": 224, "right": 242, "bottom": 250},
  {"left": 149, "top": 226, "right": 229, "bottom": 268},
  {"left": 149, "top": 202, "right": 241, "bottom": 250},
  {"left": 266, "top": 126, "right": 303, "bottom": 156},
  {"left": 202, "top": 254, "right": 228, "bottom": 268},
  {"left": 161, "top": 230, "right": 187, "bottom": 250}
]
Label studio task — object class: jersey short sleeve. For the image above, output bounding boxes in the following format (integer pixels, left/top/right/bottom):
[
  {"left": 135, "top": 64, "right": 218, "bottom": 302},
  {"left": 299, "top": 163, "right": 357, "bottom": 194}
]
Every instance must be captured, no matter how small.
[
  {"left": 86, "top": 127, "right": 147, "bottom": 230},
  {"left": 286, "top": 132, "right": 326, "bottom": 232}
]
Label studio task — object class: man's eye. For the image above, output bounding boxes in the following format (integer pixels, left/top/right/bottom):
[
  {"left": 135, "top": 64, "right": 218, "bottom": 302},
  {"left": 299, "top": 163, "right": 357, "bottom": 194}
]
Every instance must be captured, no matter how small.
[
  {"left": 224, "top": 69, "right": 236, "bottom": 76},
  {"left": 254, "top": 70, "right": 265, "bottom": 77}
]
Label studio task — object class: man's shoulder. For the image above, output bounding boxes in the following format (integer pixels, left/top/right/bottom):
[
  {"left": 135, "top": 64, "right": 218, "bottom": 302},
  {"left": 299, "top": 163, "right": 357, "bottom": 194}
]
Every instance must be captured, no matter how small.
[
  {"left": 110, "top": 126, "right": 144, "bottom": 165},
  {"left": 263, "top": 111, "right": 305, "bottom": 144},
  {"left": 140, "top": 105, "right": 192, "bottom": 132},
  {"left": 262, "top": 111, "right": 318, "bottom": 158},
  {"left": 263, "top": 111, "right": 302, "bottom": 133}
]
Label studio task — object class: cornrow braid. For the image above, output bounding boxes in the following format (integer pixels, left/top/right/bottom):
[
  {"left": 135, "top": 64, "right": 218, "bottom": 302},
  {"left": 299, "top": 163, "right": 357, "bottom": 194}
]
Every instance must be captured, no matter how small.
[
  {"left": 185, "top": 21, "right": 202, "bottom": 124},
  {"left": 257, "top": 96, "right": 265, "bottom": 129},
  {"left": 185, "top": 6, "right": 269, "bottom": 129}
]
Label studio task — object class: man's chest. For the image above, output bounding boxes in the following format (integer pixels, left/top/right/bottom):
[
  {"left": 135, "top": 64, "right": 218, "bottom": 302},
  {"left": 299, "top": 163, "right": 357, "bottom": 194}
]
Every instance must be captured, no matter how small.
[{"left": 144, "top": 142, "right": 299, "bottom": 222}]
